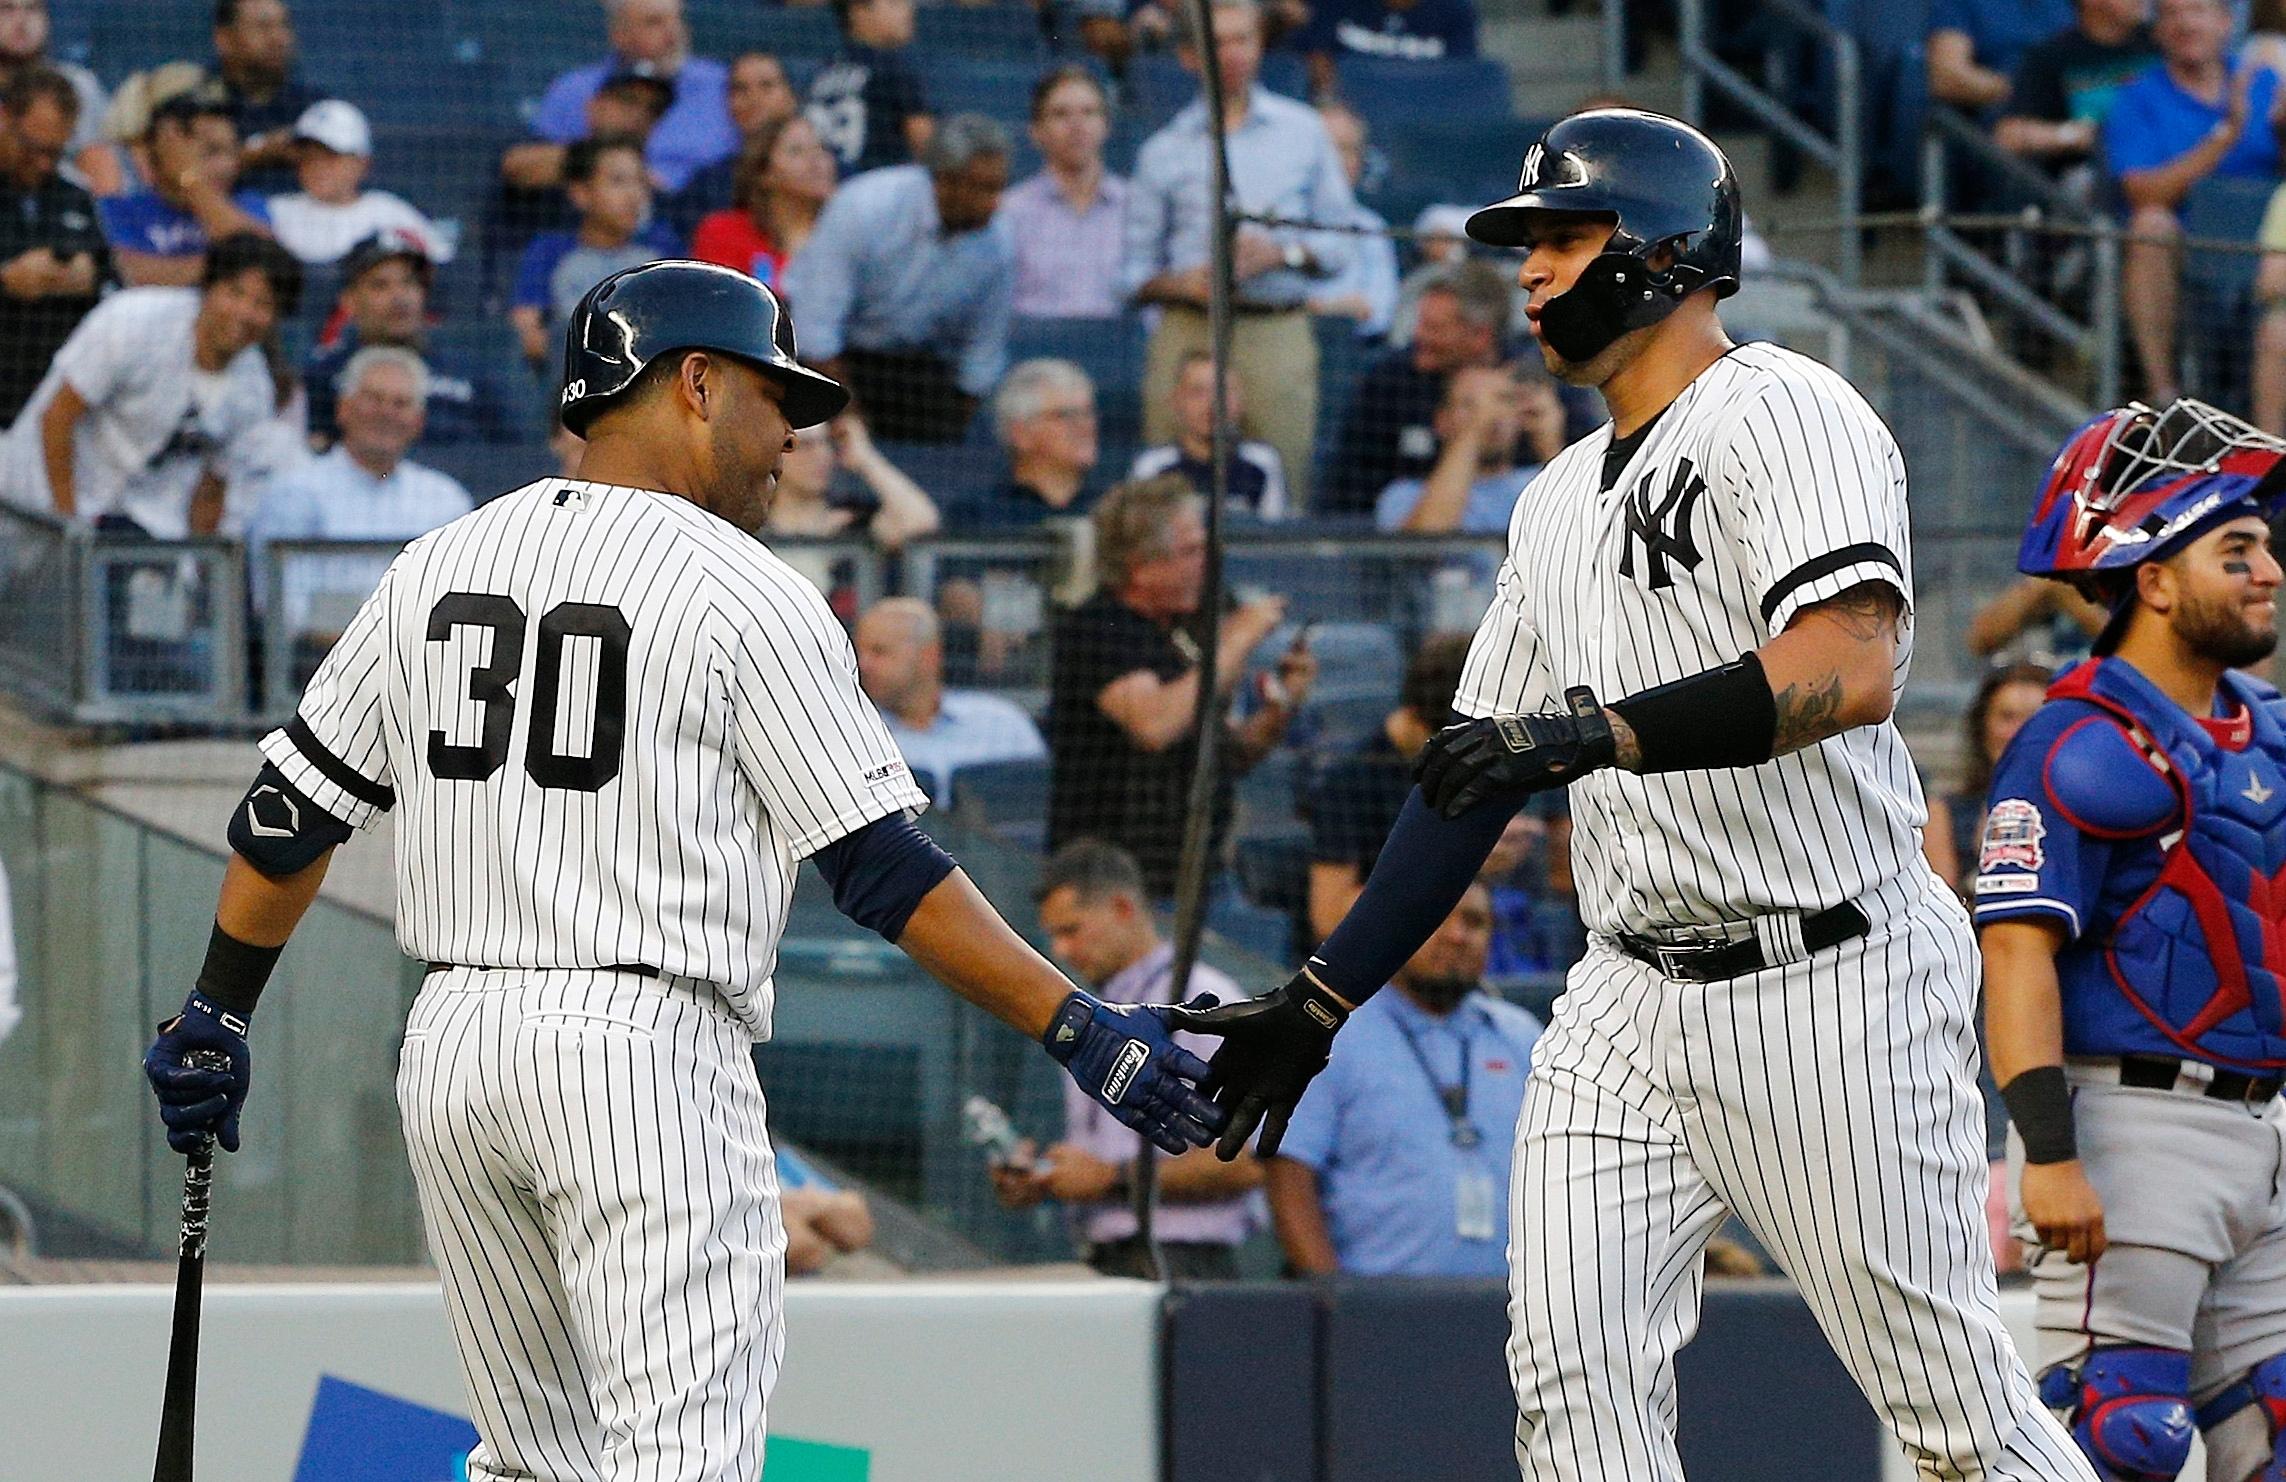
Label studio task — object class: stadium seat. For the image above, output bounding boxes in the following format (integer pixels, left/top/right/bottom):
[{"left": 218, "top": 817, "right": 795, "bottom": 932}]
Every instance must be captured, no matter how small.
[
  {"left": 422, "top": 442, "right": 557, "bottom": 499},
  {"left": 950, "top": 757, "right": 1052, "bottom": 851},
  {"left": 874, "top": 438, "right": 1001, "bottom": 515},
  {"left": 1366, "top": 116, "right": 1540, "bottom": 227},
  {"left": 725, "top": 5, "right": 843, "bottom": 61},
  {"left": 1308, "top": 313, "right": 1378, "bottom": 496},
  {"left": 924, "top": 58, "right": 1050, "bottom": 131},
  {"left": 1206, "top": 889, "right": 1292, "bottom": 963},
  {"left": 1234, "top": 830, "right": 1311, "bottom": 917},
  {"left": 1009, "top": 314, "right": 1148, "bottom": 452},
  {"left": 1335, "top": 57, "right": 1511, "bottom": 128},
  {"left": 916, "top": 7, "right": 1050, "bottom": 60}
]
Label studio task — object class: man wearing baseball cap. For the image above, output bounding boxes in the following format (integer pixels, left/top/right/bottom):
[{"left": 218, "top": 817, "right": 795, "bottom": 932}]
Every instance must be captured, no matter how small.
[
  {"left": 265, "top": 98, "right": 446, "bottom": 266},
  {"left": 303, "top": 229, "right": 509, "bottom": 448}
]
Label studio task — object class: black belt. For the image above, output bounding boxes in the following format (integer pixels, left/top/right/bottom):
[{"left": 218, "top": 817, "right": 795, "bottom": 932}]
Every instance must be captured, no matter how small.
[
  {"left": 2117, "top": 1053, "right": 2285, "bottom": 1104},
  {"left": 1617, "top": 901, "right": 1871, "bottom": 983},
  {"left": 424, "top": 961, "right": 659, "bottom": 978}
]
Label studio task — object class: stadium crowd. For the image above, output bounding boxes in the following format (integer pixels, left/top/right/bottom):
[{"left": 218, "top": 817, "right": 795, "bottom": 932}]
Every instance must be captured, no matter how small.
[{"left": 0, "top": 0, "right": 2165, "bottom": 1283}]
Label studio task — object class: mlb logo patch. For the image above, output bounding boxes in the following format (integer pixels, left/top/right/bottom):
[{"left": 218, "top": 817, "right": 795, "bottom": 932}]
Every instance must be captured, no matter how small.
[{"left": 1979, "top": 799, "right": 2046, "bottom": 873}]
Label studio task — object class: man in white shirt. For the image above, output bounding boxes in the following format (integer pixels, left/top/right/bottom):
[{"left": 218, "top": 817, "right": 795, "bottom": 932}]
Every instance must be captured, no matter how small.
[
  {"left": 855, "top": 595, "right": 1046, "bottom": 805},
  {"left": 249, "top": 343, "right": 473, "bottom": 644},
  {"left": 3, "top": 231, "right": 295, "bottom": 537},
  {"left": 265, "top": 99, "right": 448, "bottom": 266}
]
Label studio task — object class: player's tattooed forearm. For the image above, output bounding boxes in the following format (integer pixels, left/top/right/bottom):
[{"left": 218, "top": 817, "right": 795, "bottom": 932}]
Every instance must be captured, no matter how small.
[
  {"left": 1603, "top": 708, "right": 1643, "bottom": 771},
  {"left": 1809, "top": 581, "right": 1902, "bottom": 643},
  {"left": 1770, "top": 671, "right": 1846, "bottom": 755}
]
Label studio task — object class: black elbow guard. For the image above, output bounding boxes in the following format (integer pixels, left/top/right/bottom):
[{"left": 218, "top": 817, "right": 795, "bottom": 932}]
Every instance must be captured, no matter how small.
[
  {"left": 1607, "top": 653, "right": 1779, "bottom": 773},
  {"left": 227, "top": 763, "right": 353, "bottom": 877}
]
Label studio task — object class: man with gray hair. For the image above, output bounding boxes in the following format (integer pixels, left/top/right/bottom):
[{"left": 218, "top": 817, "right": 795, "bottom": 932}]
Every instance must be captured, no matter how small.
[
  {"left": 1046, "top": 474, "right": 1312, "bottom": 899},
  {"left": 855, "top": 595, "right": 1046, "bottom": 806},
  {"left": 952, "top": 357, "right": 1100, "bottom": 529},
  {"left": 783, "top": 112, "right": 1014, "bottom": 442},
  {"left": 247, "top": 344, "right": 472, "bottom": 663}
]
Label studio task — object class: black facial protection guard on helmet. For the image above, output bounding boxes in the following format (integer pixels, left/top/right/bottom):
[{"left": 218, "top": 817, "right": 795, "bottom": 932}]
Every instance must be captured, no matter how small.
[{"left": 1465, "top": 108, "right": 1744, "bottom": 363}]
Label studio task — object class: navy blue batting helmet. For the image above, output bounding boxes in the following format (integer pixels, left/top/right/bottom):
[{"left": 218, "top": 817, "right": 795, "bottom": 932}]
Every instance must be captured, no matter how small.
[
  {"left": 558, "top": 259, "right": 848, "bottom": 436},
  {"left": 1466, "top": 109, "right": 1743, "bottom": 363}
]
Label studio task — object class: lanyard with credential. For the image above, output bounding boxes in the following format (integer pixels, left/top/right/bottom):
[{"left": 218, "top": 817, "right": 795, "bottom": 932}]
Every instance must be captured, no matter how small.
[{"left": 1393, "top": 1010, "right": 1482, "bottom": 1150}]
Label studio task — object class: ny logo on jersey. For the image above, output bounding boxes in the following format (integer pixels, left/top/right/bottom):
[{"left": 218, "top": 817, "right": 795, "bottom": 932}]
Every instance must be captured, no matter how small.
[{"left": 1618, "top": 458, "right": 1707, "bottom": 591}]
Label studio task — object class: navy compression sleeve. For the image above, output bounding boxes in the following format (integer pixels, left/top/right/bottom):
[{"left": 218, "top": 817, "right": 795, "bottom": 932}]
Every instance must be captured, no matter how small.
[
  {"left": 811, "top": 813, "right": 959, "bottom": 942},
  {"left": 1307, "top": 789, "right": 1518, "bottom": 1004}
]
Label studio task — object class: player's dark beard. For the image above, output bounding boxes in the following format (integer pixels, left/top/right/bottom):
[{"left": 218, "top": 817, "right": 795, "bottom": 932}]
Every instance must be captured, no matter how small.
[
  {"left": 2176, "top": 586, "right": 2280, "bottom": 669},
  {"left": 1402, "top": 973, "right": 1476, "bottom": 1014}
]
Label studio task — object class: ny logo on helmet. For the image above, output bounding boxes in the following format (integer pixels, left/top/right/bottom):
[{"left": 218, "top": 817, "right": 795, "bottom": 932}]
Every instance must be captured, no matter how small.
[{"left": 1619, "top": 457, "right": 1706, "bottom": 591}]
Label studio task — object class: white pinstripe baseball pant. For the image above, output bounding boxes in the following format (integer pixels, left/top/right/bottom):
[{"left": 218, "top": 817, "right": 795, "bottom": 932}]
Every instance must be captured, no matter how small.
[
  {"left": 1506, "top": 873, "right": 2097, "bottom": 1481},
  {"left": 398, "top": 967, "right": 786, "bottom": 1482}
]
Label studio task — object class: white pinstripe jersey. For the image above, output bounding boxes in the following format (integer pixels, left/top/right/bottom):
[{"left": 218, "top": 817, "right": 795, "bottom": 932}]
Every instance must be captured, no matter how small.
[
  {"left": 260, "top": 478, "right": 926, "bottom": 1038},
  {"left": 1454, "top": 342, "right": 1926, "bottom": 939}
]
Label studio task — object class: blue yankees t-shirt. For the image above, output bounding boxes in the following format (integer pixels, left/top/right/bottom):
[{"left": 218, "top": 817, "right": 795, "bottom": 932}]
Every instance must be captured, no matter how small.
[{"left": 98, "top": 189, "right": 272, "bottom": 259}]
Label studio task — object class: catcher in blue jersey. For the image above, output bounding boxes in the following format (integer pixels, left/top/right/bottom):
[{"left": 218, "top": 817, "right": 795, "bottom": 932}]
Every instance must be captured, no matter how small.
[{"left": 1979, "top": 397, "right": 2286, "bottom": 1482}]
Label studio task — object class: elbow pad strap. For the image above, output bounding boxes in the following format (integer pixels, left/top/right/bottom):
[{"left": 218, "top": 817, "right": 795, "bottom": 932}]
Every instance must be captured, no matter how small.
[{"left": 1607, "top": 652, "right": 1778, "bottom": 773}]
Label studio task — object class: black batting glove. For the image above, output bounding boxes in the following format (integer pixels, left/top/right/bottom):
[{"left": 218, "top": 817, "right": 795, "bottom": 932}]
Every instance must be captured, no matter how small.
[
  {"left": 1165, "top": 971, "right": 1349, "bottom": 1160},
  {"left": 1415, "top": 686, "right": 1616, "bottom": 819}
]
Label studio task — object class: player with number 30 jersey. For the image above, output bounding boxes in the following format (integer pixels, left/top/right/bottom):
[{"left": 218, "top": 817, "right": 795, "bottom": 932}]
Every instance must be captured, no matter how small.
[{"left": 140, "top": 261, "right": 1227, "bottom": 1482}]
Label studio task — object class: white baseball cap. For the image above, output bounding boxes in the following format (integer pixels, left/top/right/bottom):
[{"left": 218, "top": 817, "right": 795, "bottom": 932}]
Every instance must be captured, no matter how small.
[
  {"left": 293, "top": 98, "right": 371, "bottom": 158},
  {"left": 1413, "top": 204, "right": 1474, "bottom": 240}
]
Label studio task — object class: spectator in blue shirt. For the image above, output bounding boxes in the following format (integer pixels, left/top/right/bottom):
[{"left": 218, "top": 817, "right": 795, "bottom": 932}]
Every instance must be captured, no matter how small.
[
  {"left": 1298, "top": 0, "right": 1479, "bottom": 99},
  {"left": 1928, "top": 0, "right": 2075, "bottom": 112},
  {"left": 806, "top": 0, "right": 933, "bottom": 176},
  {"left": 1126, "top": 0, "right": 1360, "bottom": 509},
  {"left": 781, "top": 114, "right": 1014, "bottom": 444},
  {"left": 99, "top": 85, "right": 272, "bottom": 287},
  {"left": 1266, "top": 882, "right": 1543, "bottom": 1277},
  {"left": 2104, "top": 0, "right": 2285, "bottom": 404},
  {"left": 510, "top": 0, "right": 734, "bottom": 196},
  {"left": 509, "top": 135, "right": 678, "bottom": 369}
]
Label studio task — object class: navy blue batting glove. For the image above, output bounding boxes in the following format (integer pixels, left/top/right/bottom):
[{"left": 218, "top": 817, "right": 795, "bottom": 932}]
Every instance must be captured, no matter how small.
[
  {"left": 143, "top": 992, "right": 253, "bottom": 1155},
  {"left": 1043, "top": 990, "right": 1228, "bottom": 1156}
]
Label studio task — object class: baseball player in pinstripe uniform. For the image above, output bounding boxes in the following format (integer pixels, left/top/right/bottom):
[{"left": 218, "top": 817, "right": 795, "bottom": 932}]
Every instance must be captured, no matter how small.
[
  {"left": 1980, "top": 399, "right": 2286, "bottom": 1482},
  {"left": 1179, "top": 110, "right": 2097, "bottom": 1479},
  {"left": 140, "top": 260, "right": 1225, "bottom": 1482}
]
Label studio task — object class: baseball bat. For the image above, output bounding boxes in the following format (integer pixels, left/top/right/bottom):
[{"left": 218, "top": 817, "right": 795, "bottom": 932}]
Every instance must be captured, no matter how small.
[{"left": 152, "top": 1048, "right": 234, "bottom": 1482}]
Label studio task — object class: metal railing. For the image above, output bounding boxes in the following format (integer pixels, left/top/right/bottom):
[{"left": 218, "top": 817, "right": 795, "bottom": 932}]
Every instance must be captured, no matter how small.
[
  {"left": 1917, "top": 104, "right": 2123, "bottom": 407},
  {"left": 1677, "top": 0, "right": 1862, "bottom": 286},
  {"left": 8, "top": 521, "right": 1527, "bottom": 731},
  {"left": 0, "top": 503, "right": 248, "bottom": 728}
]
